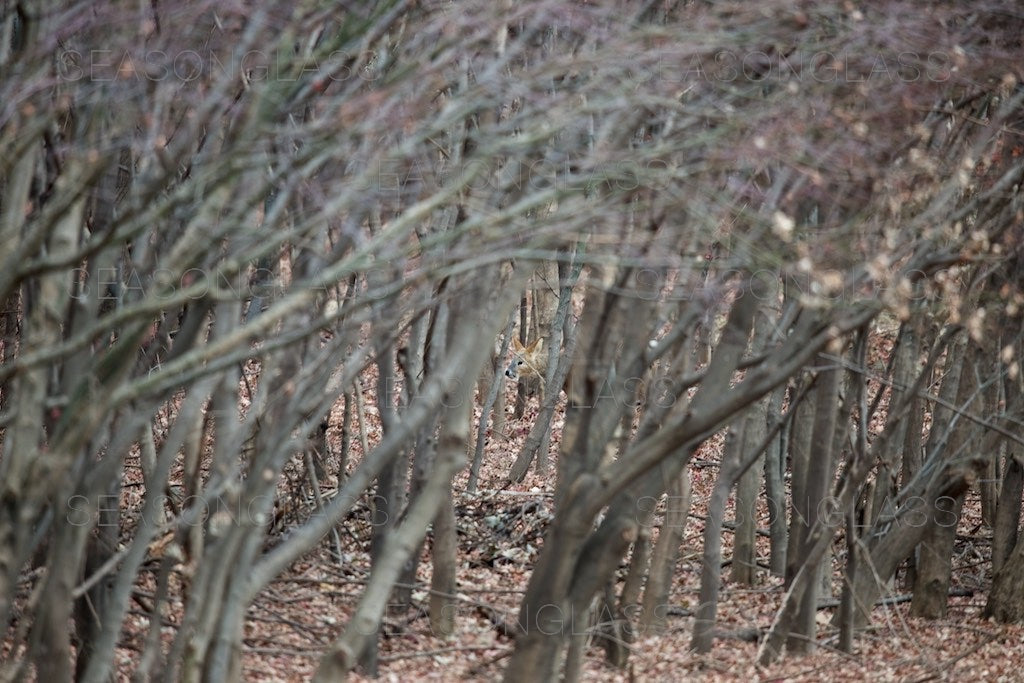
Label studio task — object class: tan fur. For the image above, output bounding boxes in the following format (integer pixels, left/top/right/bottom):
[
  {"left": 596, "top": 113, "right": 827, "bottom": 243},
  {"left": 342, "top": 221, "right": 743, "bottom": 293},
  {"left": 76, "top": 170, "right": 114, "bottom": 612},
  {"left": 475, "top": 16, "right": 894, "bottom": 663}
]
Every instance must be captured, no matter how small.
[{"left": 505, "top": 337, "right": 546, "bottom": 381}]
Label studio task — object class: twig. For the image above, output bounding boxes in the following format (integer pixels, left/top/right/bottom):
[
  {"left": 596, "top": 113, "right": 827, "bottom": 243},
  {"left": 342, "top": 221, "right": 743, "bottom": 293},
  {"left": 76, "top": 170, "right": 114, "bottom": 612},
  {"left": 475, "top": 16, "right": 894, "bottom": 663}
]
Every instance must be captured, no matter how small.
[
  {"left": 816, "top": 587, "right": 973, "bottom": 610},
  {"left": 466, "top": 649, "right": 514, "bottom": 677},
  {"left": 462, "top": 489, "right": 554, "bottom": 497},
  {"left": 688, "top": 512, "right": 771, "bottom": 537},
  {"left": 379, "top": 645, "right": 508, "bottom": 663}
]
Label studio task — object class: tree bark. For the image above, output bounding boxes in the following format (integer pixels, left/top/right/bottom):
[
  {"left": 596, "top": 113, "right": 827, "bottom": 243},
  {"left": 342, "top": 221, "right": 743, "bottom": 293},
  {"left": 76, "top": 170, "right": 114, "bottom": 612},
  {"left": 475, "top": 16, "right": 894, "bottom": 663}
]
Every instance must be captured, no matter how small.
[
  {"left": 764, "top": 384, "right": 789, "bottom": 577},
  {"left": 985, "top": 525, "right": 1024, "bottom": 623},
  {"left": 910, "top": 342, "right": 974, "bottom": 618},
  {"left": 992, "top": 455, "right": 1023, "bottom": 575},
  {"left": 639, "top": 469, "right": 692, "bottom": 635},
  {"left": 733, "top": 396, "right": 768, "bottom": 585},
  {"left": 314, "top": 285, "right": 505, "bottom": 681},
  {"left": 429, "top": 492, "right": 458, "bottom": 637},
  {"left": 691, "top": 422, "right": 747, "bottom": 653},
  {"left": 786, "top": 363, "right": 841, "bottom": 654}
]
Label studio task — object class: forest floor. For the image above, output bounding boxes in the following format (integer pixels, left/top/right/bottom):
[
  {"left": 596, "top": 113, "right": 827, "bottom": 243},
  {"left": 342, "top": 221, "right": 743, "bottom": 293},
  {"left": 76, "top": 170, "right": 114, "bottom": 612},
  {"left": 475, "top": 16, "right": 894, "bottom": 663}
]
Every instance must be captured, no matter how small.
[
  {"left": 237, "top": 409, "right": 1023, "bottom": 679},
  {"left": 111, "top": 330, "right": 1024, "bottom": 682}
]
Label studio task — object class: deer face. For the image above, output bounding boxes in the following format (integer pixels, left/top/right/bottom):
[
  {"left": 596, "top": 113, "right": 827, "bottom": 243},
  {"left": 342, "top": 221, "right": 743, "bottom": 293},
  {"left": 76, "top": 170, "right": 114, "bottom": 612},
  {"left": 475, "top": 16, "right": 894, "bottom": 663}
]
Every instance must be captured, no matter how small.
[{"left": 505, "top": 337, "right": 545, "bottom": 381}]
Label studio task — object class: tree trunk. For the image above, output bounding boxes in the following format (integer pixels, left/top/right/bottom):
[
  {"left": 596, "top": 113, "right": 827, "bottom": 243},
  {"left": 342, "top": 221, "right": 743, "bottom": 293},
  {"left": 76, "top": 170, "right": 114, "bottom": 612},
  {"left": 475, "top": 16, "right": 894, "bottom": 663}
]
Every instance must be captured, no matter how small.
[
  {"left": 760, "top": 347, "right": 888, "bottom": 664},
  {"left": 619, "top": 499, "right": 657, "bottom": 611},
  {"left": 731, "top": 308, "right": 773, "bottom": 586},
  {"left": 869, "top": 320, "right": 917, "bottom": 531},
  {"left": 733, "top": 396, "right": 768, "bottom": 585},
  {"left": 910, "top": 343, "right": 974, "bottom": 618},
  {"left": 429, "top": 491, "right": 458, "bottom": 637},
  {"left": 786, "top": 364, "right": 840, "bottom": 654},
  {"left": 361, "top": 346, "right": 405, "bottom": 673},
  {"left": 74, "top": 480, "right": 121, "bottom": 679},
  {"left": 847, "top": 460, "right": 982, "bottom": 630},
  {"left": 639, "top": 469, "right": 692, "bottom": 635},
  {"left": 314, "top": 290, "right": 498, "bottom": 681},
  {"left": 501, "top": 472, "right": 604, "bottom": 683},
  {"left": 691, "top": 423, "right": 746, "bottom": 653},
  {"left": 981, "top": 452, "right": 1000, "bottom": 527},
  {"left": 764, "top": 385, "right": 788, "bottom": 577},
  {"left": 894, "top": 319, "right": 936, "bottom": 591},
  {"left": 992, "top": 454, "right": 1023, "bottom": 575},
  {"left": 784, "top": 378, "right": 815, "bottom": 592},
  {"left": 985, "top": 527, "right": 1024, "bottom": 623},
  {"left": 689, "top": 290, "right": 762, "bottom": 653}
]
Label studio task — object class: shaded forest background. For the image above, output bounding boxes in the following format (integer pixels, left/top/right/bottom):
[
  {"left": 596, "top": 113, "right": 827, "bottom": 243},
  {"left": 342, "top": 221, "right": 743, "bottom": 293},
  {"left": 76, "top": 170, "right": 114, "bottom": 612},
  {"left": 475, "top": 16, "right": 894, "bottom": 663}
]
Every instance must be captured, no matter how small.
[{"left": 1, "top": 1, "right": 1023, "bottom": 680}]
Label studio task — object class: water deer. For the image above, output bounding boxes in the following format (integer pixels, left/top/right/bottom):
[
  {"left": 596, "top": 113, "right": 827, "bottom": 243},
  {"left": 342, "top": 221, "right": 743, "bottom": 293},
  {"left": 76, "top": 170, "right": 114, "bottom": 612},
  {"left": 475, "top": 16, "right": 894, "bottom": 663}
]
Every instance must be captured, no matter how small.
[{"left": 504, "top": 337, "right": 549, "bottom": 402}]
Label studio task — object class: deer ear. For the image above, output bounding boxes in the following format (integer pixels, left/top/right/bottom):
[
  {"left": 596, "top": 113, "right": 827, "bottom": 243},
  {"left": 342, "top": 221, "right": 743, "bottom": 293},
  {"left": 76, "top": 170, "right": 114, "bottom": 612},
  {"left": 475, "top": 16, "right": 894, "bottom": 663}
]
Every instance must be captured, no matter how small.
[
  {"left": 511, "top": 337, "right": 524, "bottom": 351},
  {"left": 526, "top": 338, "right": 543, "bottom": 352}
]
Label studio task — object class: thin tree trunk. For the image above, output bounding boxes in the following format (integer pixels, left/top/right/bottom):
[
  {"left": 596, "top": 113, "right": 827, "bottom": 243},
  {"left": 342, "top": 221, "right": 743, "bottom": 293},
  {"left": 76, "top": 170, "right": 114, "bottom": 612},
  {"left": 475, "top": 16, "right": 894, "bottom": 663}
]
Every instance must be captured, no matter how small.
[
  {"left": 784, "top": 378, "right": 815, "bottom": 590},
  {"left": 985, "top": 523, "right": 1024, "bottom": 623},
  {"left": 759, "top": 354, "right": 894, "bottom": 664},
  {"left": 468, "top": 318, "right": 515, "bottom": 493},
  {"left": 869, "top": 321, "right": 918, "bottom": 531},
  {"left": 639, "top": 468, "right": 692, "bottom": 634},
  {"left": 895, "top": 319, "right": 936, "bottom": 591},
  {"left": 786, "top": 364, "right": 840, "bottom": 654},
  {"left": 911, "top": 343, "right": 974, "bottom": 618},
  {"left": 733, "top": 396, "right": 768, "bottom": 585},
  {"left": 429, "top": 491, "right": 458, "bottom": 637},
  {"left": 732, "top": 310, "right": 773, "bottom": 585},
  {"left": 619, "top": 498, "right": 657, "bottom": 611},
  {"left": 993, "top": 454, "right": 1023, "bottom": 575},
  {"left": 981, "top": 452, "right": 1000, "bottom": 527},
  {"left": 691, "top": 421, "right": 747, "bottom": 653},
  {"left": 764, "top": 385, "right": 788, "bottom": 577},
  {"left": 314, "top": 291, "right": 498, "bottom": 681},
  {"left": 689, "top": 291, "right": 762, "bottom": 653}
]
